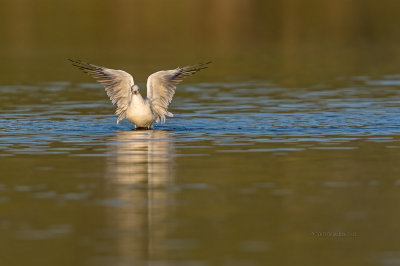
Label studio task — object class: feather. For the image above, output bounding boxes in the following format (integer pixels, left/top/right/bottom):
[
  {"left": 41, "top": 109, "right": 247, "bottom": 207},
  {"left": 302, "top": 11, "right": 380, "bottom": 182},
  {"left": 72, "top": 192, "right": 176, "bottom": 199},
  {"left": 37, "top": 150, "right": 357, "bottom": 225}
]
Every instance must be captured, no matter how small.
[
  {"left": 69, "top": 59, "right": 134, "bottom": 123},
  {"left": 146, "top": 62, "right": 210, "bottom": 123}
]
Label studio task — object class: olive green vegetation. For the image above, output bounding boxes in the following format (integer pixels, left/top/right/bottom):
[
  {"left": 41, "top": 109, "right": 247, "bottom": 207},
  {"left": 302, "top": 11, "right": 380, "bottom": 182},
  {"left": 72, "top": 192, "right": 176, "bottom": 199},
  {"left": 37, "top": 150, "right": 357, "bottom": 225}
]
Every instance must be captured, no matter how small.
[{"left": 1, "top": 0, "right": 400, "bottom": 85}]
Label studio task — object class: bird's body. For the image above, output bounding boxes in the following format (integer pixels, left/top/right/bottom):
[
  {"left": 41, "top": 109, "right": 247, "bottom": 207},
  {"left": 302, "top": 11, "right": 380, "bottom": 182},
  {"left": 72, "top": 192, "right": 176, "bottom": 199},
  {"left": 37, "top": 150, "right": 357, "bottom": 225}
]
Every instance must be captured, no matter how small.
[
  {"left": 70, "top": 59, "right": 209, "bottom": 129},
  {"left": 126, "top": 95, "right": 153, "bottom": 128}
]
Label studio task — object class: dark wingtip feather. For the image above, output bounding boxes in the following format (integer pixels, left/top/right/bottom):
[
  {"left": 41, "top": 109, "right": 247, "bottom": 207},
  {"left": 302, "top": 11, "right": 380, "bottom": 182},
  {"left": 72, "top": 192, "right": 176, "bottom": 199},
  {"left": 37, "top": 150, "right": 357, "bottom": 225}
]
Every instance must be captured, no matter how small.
[
  {"left": 68, "top": 59, "right": 101, "bottom": 74},
  {"left": 184, "top": 61, "right": 212, "bottom": 72},
  {"left": 197, "top": 61, "right": 212, "bottom": 68},
  {"left": 68, "top": 58, "right": 83, "bottom": 66},
  {"left": 194, "top": 61, "right": 212, "bottom": 70}
]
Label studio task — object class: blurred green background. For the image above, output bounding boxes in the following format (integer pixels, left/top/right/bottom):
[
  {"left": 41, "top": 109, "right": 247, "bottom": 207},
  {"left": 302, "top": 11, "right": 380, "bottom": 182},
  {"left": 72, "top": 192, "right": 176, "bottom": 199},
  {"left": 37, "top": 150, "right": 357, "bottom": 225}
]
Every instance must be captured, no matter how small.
[{"left": 1, "top": 0, "right": 400, "bottom": 85}]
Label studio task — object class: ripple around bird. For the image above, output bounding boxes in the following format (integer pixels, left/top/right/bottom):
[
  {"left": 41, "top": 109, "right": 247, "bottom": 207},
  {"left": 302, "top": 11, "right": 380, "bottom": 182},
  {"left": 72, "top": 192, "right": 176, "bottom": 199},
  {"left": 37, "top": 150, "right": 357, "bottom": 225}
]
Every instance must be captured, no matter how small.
[{"left": 1, "top": 79, "right": 400, "bottom": 156}]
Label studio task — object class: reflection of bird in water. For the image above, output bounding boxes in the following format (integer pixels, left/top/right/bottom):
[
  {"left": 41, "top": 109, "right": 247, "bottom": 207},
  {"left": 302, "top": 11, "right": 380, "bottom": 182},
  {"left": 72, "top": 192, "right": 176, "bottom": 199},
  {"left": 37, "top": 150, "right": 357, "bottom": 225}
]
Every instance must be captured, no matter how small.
[
  {"left": 107, "top": 130, "right": 175, "bottom": 186},
  {"left": 70, "top": 59, "right": 210, "bottom": 129},
  {"left": 104, "top": 130, "right": 175, "bottom": 263}
]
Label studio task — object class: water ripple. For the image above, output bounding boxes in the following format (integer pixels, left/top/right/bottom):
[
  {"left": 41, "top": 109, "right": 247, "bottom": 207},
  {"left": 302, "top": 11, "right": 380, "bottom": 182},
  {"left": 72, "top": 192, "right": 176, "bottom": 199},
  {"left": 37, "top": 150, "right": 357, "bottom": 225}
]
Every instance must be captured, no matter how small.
[{"left": 1, "top": 78, "right": 400, "bottom": 155}]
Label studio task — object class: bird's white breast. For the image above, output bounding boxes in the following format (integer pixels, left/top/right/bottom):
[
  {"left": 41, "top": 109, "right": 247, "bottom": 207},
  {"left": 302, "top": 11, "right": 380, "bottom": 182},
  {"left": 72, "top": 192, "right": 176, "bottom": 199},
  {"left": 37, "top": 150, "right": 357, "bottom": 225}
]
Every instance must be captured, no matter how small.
[{"left": 126, "top": 95, "right": 154, "bottom": 127}]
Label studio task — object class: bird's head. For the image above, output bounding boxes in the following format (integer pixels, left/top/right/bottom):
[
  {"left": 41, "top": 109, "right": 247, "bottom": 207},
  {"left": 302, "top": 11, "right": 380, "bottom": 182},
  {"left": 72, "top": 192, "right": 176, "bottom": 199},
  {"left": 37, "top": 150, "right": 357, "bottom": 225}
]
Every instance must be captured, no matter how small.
[{"left": 131, "top": 85, "right": 140, "bottom": 94}]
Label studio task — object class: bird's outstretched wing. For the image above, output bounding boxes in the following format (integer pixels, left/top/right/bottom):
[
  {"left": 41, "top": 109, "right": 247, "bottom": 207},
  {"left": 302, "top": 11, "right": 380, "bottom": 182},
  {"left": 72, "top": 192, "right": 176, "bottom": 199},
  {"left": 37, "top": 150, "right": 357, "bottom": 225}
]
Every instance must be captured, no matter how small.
[
  {"left": 69, "top": 59, "right": 134, "bottom": 123},
  {"left": 146, "top": 62, "right": 210, "bottom": 123}
]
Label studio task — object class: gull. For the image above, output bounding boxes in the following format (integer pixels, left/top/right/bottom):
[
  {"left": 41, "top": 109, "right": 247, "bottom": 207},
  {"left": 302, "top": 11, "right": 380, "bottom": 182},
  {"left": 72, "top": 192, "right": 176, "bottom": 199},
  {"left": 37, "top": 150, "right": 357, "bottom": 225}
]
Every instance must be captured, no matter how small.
[{"left": 69, "top": 59, "right": 210, "bottom": 129}]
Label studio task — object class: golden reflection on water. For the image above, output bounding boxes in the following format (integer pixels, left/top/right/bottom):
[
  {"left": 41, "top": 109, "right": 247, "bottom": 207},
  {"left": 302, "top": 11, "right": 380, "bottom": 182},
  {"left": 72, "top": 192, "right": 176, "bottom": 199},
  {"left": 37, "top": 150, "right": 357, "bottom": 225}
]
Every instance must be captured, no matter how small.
[
  {"left": 105, "top": 130, "right": 175, "bottom": 263},
  {"left": 107, "top": 130, "right": 174, "bottom": 185}
]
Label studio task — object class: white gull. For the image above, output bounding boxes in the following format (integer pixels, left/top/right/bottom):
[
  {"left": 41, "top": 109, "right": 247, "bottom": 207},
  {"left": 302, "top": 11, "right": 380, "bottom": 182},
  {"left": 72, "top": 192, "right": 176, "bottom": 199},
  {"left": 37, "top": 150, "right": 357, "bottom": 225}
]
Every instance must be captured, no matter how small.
[{"left": 70, "top": 59, "right": 210, "bottom": 129}]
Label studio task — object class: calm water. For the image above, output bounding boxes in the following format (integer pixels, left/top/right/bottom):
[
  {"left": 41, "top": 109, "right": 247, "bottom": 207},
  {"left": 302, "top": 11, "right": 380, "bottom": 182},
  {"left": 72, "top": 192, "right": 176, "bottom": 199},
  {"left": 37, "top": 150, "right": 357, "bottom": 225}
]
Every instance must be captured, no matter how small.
[
  {"left": 2, "top": 1, "right": 400, "bottom": 266},
  {"left": 2, "top": 78, "right": 400, "bottom": 266}
]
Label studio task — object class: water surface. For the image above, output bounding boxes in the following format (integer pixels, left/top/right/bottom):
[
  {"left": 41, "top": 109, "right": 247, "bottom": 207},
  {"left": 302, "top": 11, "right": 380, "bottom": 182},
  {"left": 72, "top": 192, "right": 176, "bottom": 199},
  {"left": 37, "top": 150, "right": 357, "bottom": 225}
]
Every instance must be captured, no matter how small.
[{"left": 1, "top": 77, "right": 400, "bottom": 266}]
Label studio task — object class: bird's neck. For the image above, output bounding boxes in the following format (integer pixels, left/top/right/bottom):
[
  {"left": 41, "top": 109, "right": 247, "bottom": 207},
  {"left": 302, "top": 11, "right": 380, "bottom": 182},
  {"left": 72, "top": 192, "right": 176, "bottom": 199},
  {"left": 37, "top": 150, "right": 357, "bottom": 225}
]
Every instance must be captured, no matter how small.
[{"left": 130, "top": 92, "right": 145, "bottom": 104}]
